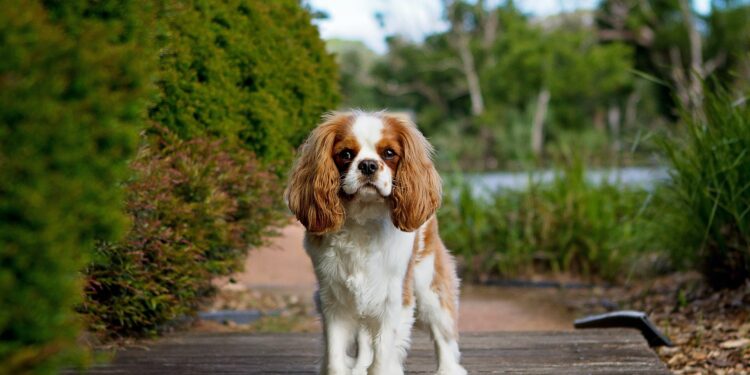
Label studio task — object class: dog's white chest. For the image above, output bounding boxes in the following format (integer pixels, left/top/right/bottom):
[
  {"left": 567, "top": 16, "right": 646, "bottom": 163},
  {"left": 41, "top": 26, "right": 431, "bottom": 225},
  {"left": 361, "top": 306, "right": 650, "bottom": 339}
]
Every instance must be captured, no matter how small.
[{"left": 305, "top": 220, "right": 414, "bottom": 318}]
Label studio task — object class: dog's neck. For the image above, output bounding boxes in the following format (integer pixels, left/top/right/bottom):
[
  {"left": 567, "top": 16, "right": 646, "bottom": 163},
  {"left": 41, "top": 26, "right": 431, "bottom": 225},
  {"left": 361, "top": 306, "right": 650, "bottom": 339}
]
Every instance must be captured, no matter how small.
[{"left": 342, "top": 191, "right": 393, "bottom": 229}]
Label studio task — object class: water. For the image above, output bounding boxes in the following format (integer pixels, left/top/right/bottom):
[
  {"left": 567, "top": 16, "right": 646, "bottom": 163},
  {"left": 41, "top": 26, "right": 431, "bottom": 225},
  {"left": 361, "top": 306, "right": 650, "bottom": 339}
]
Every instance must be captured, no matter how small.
[{"left": 459, "top": 167, "right": 669, "bottom": 198}]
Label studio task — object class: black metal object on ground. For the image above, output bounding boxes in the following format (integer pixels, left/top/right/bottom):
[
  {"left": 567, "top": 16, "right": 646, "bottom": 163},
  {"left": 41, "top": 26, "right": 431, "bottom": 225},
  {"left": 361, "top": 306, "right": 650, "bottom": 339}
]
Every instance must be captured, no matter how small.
[{"left": 574, "top": 310, "right": 674, "bottom": 347}]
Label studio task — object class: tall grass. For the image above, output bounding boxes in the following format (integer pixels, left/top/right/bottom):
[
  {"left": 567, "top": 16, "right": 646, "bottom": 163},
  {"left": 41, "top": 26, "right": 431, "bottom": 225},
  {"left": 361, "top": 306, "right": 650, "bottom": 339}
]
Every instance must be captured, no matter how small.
[
  {"left": 656, "top": 92, "right": 750, "bottom": 288},
  {"left": 439, "top": 161, "right": 650, "bottom": 282}
]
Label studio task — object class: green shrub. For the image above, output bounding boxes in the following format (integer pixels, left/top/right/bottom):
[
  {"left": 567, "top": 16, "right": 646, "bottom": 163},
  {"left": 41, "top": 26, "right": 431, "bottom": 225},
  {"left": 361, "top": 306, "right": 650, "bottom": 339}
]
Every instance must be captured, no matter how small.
[
  {"left": 0, "top": 0, "right": 156, "bottom": 372},
  {"left": 81, "top": 128, "right": 282, "bottom": 336},
  {"left": 439, "top": 162, "right": 649, "bottom": 282},
  {"left": 658, "top": 92, "right": 750, "bottom": 289},
  {"left": 79, "top": 0, "right": 337, "bottom": 337},
  {"left": 150, "top": 0, "right": 339, "bottom": 171}
]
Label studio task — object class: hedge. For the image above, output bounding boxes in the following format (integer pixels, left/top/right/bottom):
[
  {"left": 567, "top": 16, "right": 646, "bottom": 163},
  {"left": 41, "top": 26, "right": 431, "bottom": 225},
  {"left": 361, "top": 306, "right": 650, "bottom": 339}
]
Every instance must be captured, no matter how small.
[
  {"left": 150, "top": 0, "right": 340, "bottom": 170},
  {"left": 81, "top": 128, "right": 281, "bottom": 336},
  {"left": 81, "top": 0, "right": 339, "bottom": 336},
  {"left": 0, "top": 0, "right": 156, "bottom": 373}
]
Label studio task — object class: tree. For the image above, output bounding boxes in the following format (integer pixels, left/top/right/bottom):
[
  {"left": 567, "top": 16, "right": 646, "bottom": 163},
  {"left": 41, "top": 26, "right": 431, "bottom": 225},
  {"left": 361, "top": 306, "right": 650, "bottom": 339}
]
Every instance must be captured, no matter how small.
[
  {"left": 596, "top": 0, "right": 750, "bottom": 117},
  {"left": 327, "top": 39, "right": 381, "bottom": 109}
]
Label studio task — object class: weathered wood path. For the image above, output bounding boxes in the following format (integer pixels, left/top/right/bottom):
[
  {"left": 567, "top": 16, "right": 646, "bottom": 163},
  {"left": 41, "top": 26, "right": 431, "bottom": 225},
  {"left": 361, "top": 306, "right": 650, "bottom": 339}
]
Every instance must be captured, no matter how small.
[{"left": 82, "top": 329, "right": 668, "bottom": 374}]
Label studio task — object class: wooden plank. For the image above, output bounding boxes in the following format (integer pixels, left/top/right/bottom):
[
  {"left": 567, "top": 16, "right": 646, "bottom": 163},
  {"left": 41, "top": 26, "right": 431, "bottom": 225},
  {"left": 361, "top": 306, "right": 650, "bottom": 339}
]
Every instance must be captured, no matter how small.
[{"left": 78, "top": 330, "right": 668, "bottom": 374}]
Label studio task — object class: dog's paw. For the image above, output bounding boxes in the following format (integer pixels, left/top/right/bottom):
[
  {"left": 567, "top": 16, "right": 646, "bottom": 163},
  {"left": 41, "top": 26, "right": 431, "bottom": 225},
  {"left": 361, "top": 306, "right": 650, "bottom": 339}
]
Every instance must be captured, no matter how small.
[
  {"left": 351, "top": 367, "right": 368, "bottom": 375},
  {"left": 369, "top": 364, "right": 404, "bottom": 375},
  {"left": 436, "top": 364, "right": 467, "bottom": 375}
]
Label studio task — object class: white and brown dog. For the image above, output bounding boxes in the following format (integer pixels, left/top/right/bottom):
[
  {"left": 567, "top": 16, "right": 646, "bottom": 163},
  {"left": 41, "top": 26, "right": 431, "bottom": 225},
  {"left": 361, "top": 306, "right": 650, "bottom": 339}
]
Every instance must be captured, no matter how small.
[{"left": 285, "top": 111, "right": 466, "bottom": 375}]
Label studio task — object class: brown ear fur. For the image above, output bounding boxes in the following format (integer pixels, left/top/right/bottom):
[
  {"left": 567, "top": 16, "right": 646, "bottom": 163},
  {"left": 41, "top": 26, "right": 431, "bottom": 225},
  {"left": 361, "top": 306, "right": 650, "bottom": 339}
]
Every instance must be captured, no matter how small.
[
  {"left": 386, "top": 114, "right": 442, "bottom": 232},
  {"left": 285, "top": 113, "right": 351, "bottom": 234}
]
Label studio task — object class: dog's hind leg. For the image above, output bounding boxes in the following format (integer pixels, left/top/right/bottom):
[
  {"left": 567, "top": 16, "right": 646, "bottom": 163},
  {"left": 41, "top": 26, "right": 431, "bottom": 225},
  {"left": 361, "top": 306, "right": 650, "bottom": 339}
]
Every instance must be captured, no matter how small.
[{"left": 414, "top": 252, "right": 466, "bottom": 375}]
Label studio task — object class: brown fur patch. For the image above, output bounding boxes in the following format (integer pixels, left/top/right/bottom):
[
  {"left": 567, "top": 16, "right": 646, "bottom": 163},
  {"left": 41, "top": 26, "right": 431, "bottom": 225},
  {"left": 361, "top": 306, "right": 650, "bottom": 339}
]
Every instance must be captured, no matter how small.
[
  {"left": 402, "top": 231, "right": 418, "bottom": 307},
  {"left": 415, "top": 216, "right": 438, "bottom": 262},
  {"left": 375, "top": 129, "right": 402, "bottom": 172},
  {"left": 424, "top": 217, "right": 460, "bottom": 337},
  {"left": 382, "top": 114, "right": 442, "bottom": 232},
  {"left": 331, "top": 131, "right": 360, "bottom": 174}
]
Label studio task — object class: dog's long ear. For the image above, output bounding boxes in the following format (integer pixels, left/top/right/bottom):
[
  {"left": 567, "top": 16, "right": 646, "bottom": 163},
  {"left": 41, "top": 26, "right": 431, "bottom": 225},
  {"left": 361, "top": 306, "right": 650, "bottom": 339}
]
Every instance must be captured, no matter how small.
[
  {"left": 285, "top": 113, "right": 350, "bottom": 234},
  {"left": 386, "top": 114, "right": 442, "bottom": 232}
]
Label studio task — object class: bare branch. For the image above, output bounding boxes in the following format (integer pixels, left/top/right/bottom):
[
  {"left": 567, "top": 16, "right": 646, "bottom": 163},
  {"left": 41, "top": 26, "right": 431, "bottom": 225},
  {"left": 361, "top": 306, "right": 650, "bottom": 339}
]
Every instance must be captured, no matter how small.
[
  {"left": 444, "top": 0, "right": 485, "bottom": 116},
  {"left": 704, "top": 51, "right": 727, "bottom": 76},
  {"left": 531, "top": 88, "right": 550, "bottom": 157}
]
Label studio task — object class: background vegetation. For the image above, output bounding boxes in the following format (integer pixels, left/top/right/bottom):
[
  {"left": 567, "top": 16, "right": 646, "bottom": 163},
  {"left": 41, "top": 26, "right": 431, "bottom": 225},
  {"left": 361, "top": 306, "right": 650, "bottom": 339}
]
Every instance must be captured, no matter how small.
[
  {"left": 439, "top": 162, "right": 650, "bottom": 283},
  {"left": 654, "top": 91, "right": 750, "bottom": 289},
  {"left": 335, "top": 0, "right": 749, "bottom": 286},
  {"left": 333, "top": 0, "right": 750, "bottom": 171}
]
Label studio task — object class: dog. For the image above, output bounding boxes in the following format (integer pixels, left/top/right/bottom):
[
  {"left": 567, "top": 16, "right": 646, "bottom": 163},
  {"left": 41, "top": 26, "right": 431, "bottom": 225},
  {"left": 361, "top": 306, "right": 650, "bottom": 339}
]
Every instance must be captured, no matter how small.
[{"left": 285, "top": 111, "right": 466, "bottom": 375}]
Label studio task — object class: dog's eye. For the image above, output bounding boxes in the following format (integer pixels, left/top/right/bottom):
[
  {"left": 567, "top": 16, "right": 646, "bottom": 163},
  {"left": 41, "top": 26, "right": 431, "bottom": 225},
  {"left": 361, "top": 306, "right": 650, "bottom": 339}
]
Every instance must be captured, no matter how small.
[
  {"left": 339, "top": 149, "right": 354, "bottom": 161},
  {"left": 383, "top": 149, "right": 396, "bottom": 160}
]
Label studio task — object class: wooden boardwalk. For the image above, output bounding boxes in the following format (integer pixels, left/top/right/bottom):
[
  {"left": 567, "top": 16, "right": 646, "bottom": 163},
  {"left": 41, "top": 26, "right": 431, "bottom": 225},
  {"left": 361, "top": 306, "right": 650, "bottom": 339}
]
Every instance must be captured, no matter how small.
[{"left": 82, "top": 329, "right": 668, "bottom": 374}]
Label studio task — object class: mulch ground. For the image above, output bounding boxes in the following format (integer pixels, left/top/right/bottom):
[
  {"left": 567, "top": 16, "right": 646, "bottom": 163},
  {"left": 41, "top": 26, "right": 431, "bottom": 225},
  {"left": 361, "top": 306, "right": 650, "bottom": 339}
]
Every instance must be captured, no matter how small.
[{"left": 571, "top": 272, "right": 750, "bottom": 374}]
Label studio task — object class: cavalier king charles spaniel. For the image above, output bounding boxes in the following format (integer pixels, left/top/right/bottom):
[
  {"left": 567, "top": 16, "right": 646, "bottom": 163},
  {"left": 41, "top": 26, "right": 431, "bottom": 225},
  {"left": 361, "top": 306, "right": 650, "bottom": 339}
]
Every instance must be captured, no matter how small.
[{"left": 285, "top": 111, "right": 466, "bottom": 375}]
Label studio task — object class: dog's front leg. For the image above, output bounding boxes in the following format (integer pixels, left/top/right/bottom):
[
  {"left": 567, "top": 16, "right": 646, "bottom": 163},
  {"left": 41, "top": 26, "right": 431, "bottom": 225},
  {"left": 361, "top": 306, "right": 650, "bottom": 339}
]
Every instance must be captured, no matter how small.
[
  {"left": 369, "top": 302, "right": 407, "bottom": 375},
  {"left": 351, "top": 326, "right": 373, "bottom": 375},
  {"left": 321, "top": 310, "right": 357, "bottom": 375}
]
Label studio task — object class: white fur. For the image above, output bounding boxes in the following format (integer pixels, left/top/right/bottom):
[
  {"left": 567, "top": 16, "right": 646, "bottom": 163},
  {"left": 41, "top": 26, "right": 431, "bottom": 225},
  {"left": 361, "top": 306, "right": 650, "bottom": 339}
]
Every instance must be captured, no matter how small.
[{"left": 305, "top": 200, "right": 413, "bottom": 375}]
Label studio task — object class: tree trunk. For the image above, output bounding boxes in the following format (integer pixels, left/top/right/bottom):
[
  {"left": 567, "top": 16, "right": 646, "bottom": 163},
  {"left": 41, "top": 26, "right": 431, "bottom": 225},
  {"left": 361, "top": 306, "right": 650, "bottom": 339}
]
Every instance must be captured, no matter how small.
[
  {"left": 625, "top": 90, "right": 641, "bottom": 130},
  {"left": 608, "top": 104, "right": 622, "bottom": 155},
  {"left": 445, "top": 0, "right": 485, "bottom": 116},
  {"left": 678, "top": 0, "right": 704, "bottom": 116},
  {"left": 531, "top": 88, "right": 550, "bottom": 158},
  {"left": 459, "top": 37, "right": 484, "bottom": 116},
  {"left": 480, "top": 0, "right": 499, "bottom": 67}
]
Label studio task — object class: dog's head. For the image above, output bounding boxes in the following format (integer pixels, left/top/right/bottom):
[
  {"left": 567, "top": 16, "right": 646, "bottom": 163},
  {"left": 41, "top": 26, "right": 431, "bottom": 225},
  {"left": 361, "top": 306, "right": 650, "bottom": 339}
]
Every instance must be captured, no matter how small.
[{"left": 285, "top": 111, "right": 441, "bottom": 234}]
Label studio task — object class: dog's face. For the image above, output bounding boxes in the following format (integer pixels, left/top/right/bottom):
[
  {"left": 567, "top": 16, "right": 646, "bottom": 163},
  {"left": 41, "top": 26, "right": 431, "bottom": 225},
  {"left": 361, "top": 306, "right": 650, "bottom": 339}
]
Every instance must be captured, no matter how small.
[
  {"left": 335, "top": 114, "right": 399, "bottom": 199},
  {"left": 285, "top": 112, "right": 441, "bottom": 234}
]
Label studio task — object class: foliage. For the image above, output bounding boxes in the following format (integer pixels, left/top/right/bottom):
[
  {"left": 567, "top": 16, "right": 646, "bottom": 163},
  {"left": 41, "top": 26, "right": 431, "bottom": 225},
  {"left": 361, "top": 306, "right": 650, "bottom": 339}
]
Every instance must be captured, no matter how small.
[
  {"left": 81, "top": 128, "right": 282, "bottom": 336},
  {"left": 439, "top": 161, "right": 650, "bottom": 282},
  {"left": 337, "top": 1, "right": 750, "bottom": 170},
  {"left": 78, "top": 0, "right": 337, "bottom": 337},
  {"left": 596, "top": 0, "right": 750, "bottom": 115},
  {"left": 0, "top": 0, "right": 156, "bottom": 372},
  {"left": 327, "top": 39, "right": 380, "bottom": 109},
  {"left": 654, "top": 91, "right": 750, "bottom": 289},
  {"left": 150, "top": 0, "right": 339, "bottom": 171},
  {"left": 339, "top": 4, "right": 641, "bottom": 170}
]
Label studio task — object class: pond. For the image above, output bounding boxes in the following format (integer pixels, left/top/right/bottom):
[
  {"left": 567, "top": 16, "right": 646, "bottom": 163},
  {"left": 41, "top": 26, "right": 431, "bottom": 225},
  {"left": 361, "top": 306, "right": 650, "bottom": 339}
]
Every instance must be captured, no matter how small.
[{"left": 456, "top": 166, "right": 669, "bottom": 198}]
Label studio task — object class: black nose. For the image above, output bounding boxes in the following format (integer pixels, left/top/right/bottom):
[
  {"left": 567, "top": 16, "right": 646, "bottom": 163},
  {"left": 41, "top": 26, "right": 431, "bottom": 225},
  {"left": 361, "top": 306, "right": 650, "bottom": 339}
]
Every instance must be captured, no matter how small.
[{"left": 358, "top": 159, "right": 378, "bottom": 176}]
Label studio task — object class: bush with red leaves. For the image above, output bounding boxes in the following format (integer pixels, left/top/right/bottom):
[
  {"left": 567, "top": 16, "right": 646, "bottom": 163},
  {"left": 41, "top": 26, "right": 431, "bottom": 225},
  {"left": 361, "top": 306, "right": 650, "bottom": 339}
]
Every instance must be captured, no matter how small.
[{"left": 80, "top": 128, "right": 282, "bottom": 336}]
